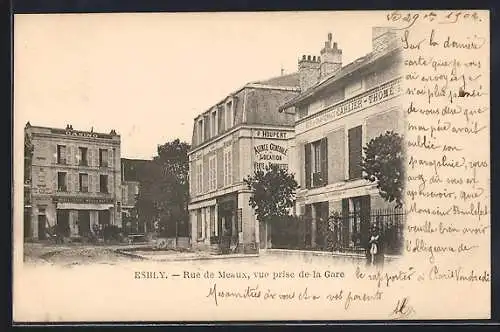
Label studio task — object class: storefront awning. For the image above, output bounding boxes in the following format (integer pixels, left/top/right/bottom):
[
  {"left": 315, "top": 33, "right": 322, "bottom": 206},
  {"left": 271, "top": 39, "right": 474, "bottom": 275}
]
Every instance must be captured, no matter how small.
[{"left": 56, "top": 203, "right": 113, "bottom": 210}]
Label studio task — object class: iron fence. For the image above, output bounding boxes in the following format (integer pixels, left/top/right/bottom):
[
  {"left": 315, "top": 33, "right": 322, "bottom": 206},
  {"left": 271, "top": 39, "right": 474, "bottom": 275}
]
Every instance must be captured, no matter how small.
[{"left": 271, "top": 208, "right": 405, "bottom": 256}]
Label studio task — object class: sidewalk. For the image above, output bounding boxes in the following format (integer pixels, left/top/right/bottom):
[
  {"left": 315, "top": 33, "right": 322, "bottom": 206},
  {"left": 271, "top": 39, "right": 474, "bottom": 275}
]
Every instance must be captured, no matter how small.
[{"left": 114, "top": 248, "right": 259, "bottom": 262}]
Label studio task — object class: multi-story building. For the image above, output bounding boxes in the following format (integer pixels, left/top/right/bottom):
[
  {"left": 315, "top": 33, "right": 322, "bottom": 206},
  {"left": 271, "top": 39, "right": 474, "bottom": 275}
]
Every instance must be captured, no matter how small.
[
  {"left": 188, "top": 73, "right": 300, "bottom": 253},
  {"left": 279, "top": 28, "right": 403, "bottom": 252},
  {"left": 24, "top": 123, "right": 122, "bottom": 240},
  {"left": 121, "top": 157, "right": 150, "bottom": 233}
]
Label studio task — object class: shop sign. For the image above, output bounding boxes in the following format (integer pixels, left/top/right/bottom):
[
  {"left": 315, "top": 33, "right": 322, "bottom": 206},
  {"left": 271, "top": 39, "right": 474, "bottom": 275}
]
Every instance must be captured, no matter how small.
[
  {"left": 53, "top": 196, "right": 114, "bottom": 204},
  {"left": 253, "top": 129, "right": 288, "bottom": 140},
  {"left": 253, "top": 140, "right": 289, "bottom": 171},
  {"left": 298, "top": 78, "right": 401, "bottom": 133}
]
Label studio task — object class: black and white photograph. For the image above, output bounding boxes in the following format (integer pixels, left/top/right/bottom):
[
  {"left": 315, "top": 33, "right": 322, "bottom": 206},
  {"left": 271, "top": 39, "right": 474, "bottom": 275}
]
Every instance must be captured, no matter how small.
[{"left": 13, "top": 10, "right": 490, "bottom": 322}]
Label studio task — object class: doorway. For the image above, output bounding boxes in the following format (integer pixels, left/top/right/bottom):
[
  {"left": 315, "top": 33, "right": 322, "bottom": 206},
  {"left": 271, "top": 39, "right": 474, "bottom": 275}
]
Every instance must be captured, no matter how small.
[
  {"left": 56, "top": 210, "right": 70, "bottom": 237},
  {"left": 38, "top": 214, "right": 47, "bottom": 240},
  {"left": 78, "top": 210, "right": 91, "bottom": 236}
]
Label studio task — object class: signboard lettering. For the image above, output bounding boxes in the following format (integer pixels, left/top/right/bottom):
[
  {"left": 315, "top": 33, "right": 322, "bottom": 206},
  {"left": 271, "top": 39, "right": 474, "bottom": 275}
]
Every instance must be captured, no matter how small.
[
  {"left": 253, "top": 140, "right": 289, "bottom": 171},
  {"left": 297, "top": 78, "right": 401, "bottom": 133},
  {"left": 53, "top": 196, "right": 114, "bottom": 204},
  {"left": 253, "top": 130, "right": 288, "bottom": 139}
]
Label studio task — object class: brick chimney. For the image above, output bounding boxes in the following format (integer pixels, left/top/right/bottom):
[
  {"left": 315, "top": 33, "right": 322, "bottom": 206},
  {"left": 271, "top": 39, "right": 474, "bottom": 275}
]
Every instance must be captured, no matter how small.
[
  {"left": 298, "top": 54, "right": 320, "bottom": 91},
  {"left": 372, "top": 27, "right": 399, "bottom": 54},
  {"left": 319, "top": 32, "right": 342, "bottom": 80}
]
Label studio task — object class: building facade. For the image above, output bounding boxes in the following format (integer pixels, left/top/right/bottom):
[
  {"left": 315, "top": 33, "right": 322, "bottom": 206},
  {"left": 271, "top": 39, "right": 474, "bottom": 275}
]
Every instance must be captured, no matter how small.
[
  {"left": 121, "top": 158, "right": 150, "bottom": 234},
  {"left": 188, "top": 73, "right": 300, "bottom": 253},
  {"left": 279, "top": 28, "right": 403, "bottom": 252},
  {"left": 24, "top": 123, "right": 122, "bottom": 240}
]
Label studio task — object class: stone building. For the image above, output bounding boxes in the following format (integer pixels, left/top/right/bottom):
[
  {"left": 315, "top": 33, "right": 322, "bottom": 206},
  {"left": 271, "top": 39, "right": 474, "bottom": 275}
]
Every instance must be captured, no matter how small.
[
  {"left": 188, "top": 73, "right": 300, "bottom": 253},
  {"left": 24, "top": 123, "right": 122, "bottom": 240},
  {"left": 279, "top": 28, "right": 403, "bottom": 252}
]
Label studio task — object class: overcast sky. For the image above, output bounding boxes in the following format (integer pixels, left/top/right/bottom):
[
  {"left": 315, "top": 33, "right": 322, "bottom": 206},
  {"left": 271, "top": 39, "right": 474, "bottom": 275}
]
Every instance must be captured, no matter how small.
[{"left": 15, "top": 11, "right": 386, "bottom": 159}]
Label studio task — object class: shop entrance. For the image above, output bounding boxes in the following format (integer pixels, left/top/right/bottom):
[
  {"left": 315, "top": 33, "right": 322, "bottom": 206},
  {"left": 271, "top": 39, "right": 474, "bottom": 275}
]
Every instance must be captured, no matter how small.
[
  {"left": 56, "top": 210, "right": 70, "bottom": 237},
  {"left": 38, "top": 214, "right": 47, "bottom": 240},
  {"left": 78, "top": 210, "right": 91, "bottom": 236},
  {"left": 216, "top": 195, "right": 238, "bottom": 251}
]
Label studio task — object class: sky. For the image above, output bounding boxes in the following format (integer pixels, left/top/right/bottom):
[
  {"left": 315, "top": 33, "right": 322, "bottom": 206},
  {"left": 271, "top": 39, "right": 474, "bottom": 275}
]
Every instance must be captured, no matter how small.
[{"left": 15, "top": 11, "right": 385, "bottom": 159}]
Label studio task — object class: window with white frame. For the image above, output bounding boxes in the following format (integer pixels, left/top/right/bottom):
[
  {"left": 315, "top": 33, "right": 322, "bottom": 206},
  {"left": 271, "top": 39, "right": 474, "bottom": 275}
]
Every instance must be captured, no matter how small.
[
  {"left": 223, "top": 146, "right": 232, "bottom": 187},
  {"left": 196, "top": 161, "right": 203, "bottom": 194},
  {"left": 197, "top": 119, "right": 204, "bottom": 144},
  {"left": 208, "top": 155, "right": 217, "bottom": 191}
]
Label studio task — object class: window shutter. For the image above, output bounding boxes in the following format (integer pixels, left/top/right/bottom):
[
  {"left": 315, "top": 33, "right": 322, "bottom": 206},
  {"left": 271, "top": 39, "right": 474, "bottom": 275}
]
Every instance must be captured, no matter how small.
[
  {"left": 360, "top": 195, "right": 371, "bottom": 245},
  {"left": 304, "top": 143, "right": 311, "bottom": 189},
  {"left": 217, "top": 149, "right": 224, "bottom": 189},
  {"left": 88, "top": 174, "right": 93, "bottom": 193},
  {"left": 109, "top": 149, "right": 114, "bottom": 169},
  {"left": 348, "top": 126, "right": 363, "bottom": 179},
  {"left": 93, "top": 148, "right": 98, "bottom": 167},
  {"left": 320, "top": 137, "right": 328, "bottom": 185},
  {"left": 108, "top": 175, "right": 112, "bottom": 194},
  {"left": 341, "top": 198, "right": 349, "bottom": 247}
]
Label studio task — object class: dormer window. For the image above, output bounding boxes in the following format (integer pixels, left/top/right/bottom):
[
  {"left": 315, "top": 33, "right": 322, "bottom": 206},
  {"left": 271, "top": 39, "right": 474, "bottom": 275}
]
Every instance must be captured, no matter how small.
[{"left": 225, "top": 101, "right": 233, "bottom": 130}]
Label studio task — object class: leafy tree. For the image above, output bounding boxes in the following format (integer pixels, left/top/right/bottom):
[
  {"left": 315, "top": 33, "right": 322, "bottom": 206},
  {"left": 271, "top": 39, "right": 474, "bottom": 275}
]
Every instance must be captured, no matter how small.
[
  {"left": 244, "top": 164, "right": 298, "bottom": 225},
  {"left": 135, "top": 139, "right": 191, "bottom": 237},
  {"left": 361, "top": 131, "right": 405, "bottom": 208}
]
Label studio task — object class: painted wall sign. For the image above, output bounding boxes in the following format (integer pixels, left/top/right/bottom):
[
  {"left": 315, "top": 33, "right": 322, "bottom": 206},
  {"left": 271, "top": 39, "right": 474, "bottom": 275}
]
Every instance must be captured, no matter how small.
[
  {"left": 253, "top": 139, "right": 289, "bottom": 171},
  {"left": 50, "top": 128, "right": 114, "bottom": 139},
  {"left": 53, "top": 196, "right": 114, "bottom": 204},
  {"left": 297, "top": 78, "right": 401, "bottom": 134},
  {"left": 253, "top": 129, "right": 288, "bottom": 140}
]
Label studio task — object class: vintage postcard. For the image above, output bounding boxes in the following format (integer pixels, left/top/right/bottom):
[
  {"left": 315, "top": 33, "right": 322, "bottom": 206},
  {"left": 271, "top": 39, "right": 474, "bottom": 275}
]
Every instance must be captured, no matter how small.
[{"left": 13, "top": 10, "right": 490, "bottom": 322}]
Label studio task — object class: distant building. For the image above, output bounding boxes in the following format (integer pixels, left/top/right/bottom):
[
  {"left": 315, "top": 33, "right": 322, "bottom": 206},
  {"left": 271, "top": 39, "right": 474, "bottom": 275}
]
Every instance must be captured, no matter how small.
[
  {"left": 24, "top": 123, "right": 122, "bottom": 240},
  {"left": 279, "top": 29, "right": 404, "bottom": 252},
  {"left": 188, "top": 73, "right": 300, "bottom": 253},
  {"left": 121, "top": 158, "right": 151, "bottom": 233}
]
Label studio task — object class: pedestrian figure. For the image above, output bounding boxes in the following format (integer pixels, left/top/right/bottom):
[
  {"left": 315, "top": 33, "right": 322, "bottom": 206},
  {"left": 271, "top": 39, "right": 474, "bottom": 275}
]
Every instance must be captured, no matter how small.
[{"left": 366, "top": 222, "right": 384, "bottom": 267}]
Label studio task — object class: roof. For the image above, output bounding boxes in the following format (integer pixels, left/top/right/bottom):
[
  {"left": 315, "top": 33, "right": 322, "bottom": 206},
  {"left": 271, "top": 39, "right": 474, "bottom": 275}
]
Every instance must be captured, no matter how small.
[
  {"left": 194, "top": 72, "right": 300, "bottom": 120},
  {"left": 252, "top": 72, "right": 300, "bottom": 88},
  {"left": 278, "top": 46, "right": 401, "bottom": 111}
]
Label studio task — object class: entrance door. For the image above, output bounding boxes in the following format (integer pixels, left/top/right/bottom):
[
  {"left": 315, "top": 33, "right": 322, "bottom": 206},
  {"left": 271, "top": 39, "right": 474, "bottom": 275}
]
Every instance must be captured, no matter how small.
[
  {"left": 78, "top": 210, "right": 91, "bottom": 236},
  {"left": 38, "top": 214, "right": 47, "bottom": 240},
  {"left": 56, "top": 210, "right": 70, "bottom": 237}
]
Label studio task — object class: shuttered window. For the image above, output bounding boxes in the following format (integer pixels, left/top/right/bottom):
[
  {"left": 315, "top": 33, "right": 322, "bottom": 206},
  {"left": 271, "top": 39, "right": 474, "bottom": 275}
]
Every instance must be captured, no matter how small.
[
  {"left": 306, "top": 137, "right": 328, "bottom": 188},
  {"left": 348, "top": 126, "right": 363, "bottom": 179},
  {"left": 320, "top": 137, "right": 328, "bottom": 185},
  {"left": 197, "top": 209, "right": 202, "bottom": 239},
  {"left": 79, "top": 173, "right": 89, "bottom": 192},
  {"left": 57, "top": 145, "right": 66, "bottom": 164},
  {"left": 218, "top": 107, "right": 225, "bottom": 133},
  {"left": 304, "top": 144, "right": 311, "bottom": 189}
]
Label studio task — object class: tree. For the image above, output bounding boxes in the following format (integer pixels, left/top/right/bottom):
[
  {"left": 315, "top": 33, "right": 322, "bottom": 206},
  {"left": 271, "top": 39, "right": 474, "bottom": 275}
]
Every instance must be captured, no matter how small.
[
  {"left": 244, "top": 164, "right": 298, "bottom": 247},
  {"left": 361, "top": 131, "right": 405, "bottom": 208},
  {"left": 135, "top": 139, "right": 191, "bottom": 238}
]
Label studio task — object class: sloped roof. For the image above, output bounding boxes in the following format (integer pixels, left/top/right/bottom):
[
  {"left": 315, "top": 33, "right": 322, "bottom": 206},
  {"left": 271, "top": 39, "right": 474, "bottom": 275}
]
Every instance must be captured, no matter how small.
[
  {"left": 253, "top": 72, "right": 300, "bottom": 87},
  {"left": 279, "top": 46, "right": 401, "bottom": 111}
]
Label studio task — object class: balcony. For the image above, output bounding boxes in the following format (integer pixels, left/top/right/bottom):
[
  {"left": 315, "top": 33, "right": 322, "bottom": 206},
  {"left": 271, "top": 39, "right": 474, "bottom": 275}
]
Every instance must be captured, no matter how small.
[{"left": 57, "top": 185, "right": 68, "bottom": 192}]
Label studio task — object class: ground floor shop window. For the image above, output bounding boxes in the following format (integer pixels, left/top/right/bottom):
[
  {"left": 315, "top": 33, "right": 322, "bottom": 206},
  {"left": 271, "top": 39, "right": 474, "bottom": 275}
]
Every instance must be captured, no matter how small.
[{"left": 56, "top": 209, "right": 70, "bottom": 238}]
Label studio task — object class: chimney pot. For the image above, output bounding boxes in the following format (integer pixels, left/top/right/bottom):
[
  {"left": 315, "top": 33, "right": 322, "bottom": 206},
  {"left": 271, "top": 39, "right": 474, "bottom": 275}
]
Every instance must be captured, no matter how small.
[{"left": 328, "top": 32, "right": 332, "bottom": 41}]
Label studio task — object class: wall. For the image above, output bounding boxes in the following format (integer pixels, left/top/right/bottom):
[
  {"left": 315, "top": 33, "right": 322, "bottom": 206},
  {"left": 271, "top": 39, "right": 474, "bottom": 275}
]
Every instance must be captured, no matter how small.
[{"left": 245, "top": 88, "right": 296, "bottom": 126}]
